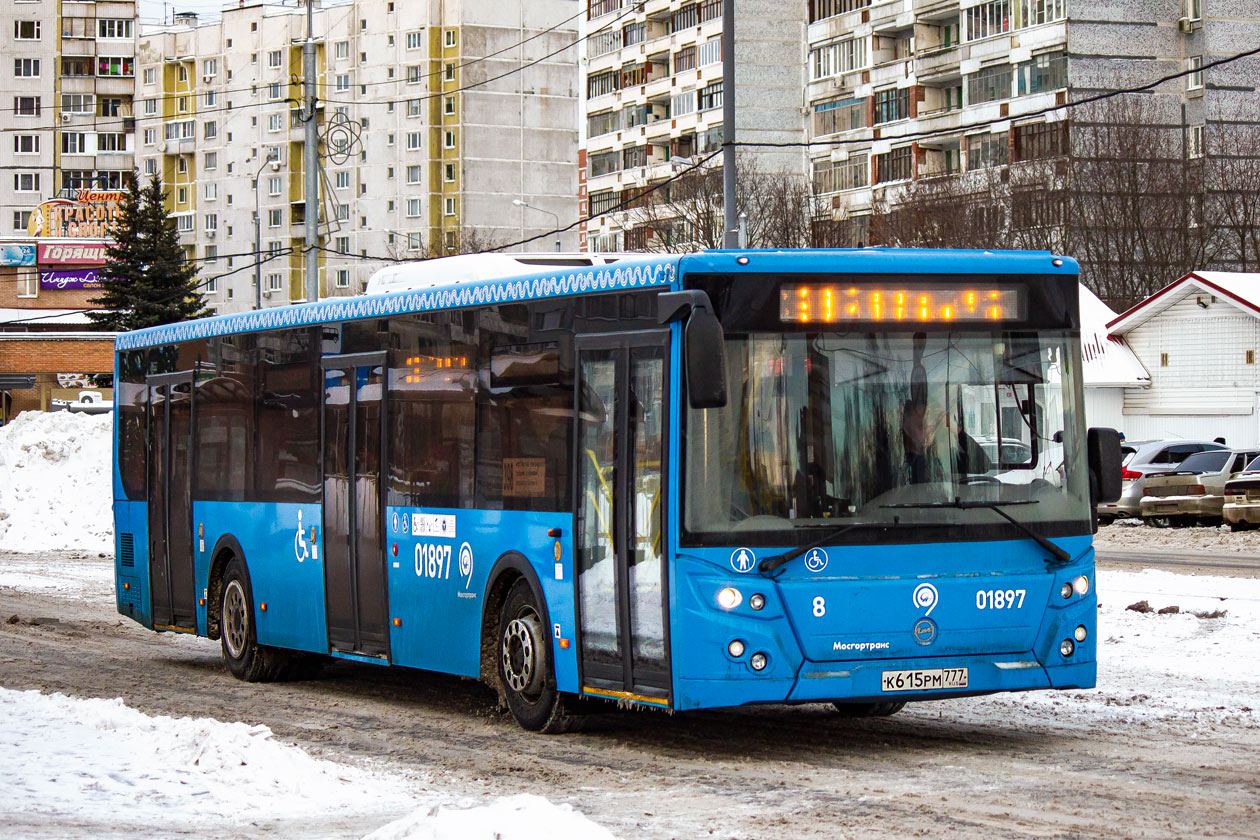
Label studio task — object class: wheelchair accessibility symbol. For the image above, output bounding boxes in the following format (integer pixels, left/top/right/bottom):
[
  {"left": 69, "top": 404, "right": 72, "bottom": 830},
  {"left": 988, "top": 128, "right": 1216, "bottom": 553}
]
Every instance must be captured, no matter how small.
[
  {"left": 294, "top": 510, "right": 309, "bottom": 563},
  {"left": 804, "top": 548, "right": 829, "bottom": 573}
]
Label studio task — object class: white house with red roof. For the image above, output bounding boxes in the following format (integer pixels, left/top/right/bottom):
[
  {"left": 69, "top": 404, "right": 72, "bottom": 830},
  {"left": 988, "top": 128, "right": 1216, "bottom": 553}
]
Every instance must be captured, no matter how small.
[
  {"left": 1080, "top": 284, "right": 1149, "bottom": 432},
  {"left": 1105, "top": 271, "right": 1260, "bottom": 445}
]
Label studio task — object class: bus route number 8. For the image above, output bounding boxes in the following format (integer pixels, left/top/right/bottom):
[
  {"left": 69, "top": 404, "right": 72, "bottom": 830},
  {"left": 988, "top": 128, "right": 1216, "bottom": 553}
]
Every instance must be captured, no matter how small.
[{"left": 813, "top": 596, "right": 826, "bottom": 617}]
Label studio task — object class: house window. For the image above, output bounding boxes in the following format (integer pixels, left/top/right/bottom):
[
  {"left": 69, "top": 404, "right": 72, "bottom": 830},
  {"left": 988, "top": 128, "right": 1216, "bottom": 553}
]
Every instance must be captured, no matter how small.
[
  {"left": 873, "top": 87, "right": 911, "bottom": 123},
  {"left": 406, "top": 165, "right": 422, "bottom": 184},
  {"left": 265, "top": 273, "right": 283, "bottom": 292},
  {"left": 205, "top": 151, "right": 218, "bottom": 170},
  {"left": 98, "top": 19, "right": 133, "bottom": 39},
  {"left": 14, "top": 96, "right": 41, "bottom": 117},
  {"left": 143, "top": 158, "right": 157, "bottom": 175},
  {"left": 1012, "top": 121, "right": 1066, "bottom": 161},
  {"left": 205, "top": 214, "right": 218, "bottom": 233},
  {"left": 269, "top": 82, "right": 282, "bottom": 100},
  {"left": 61, "top": 57, "right": 94, "bottom": 77},
  {"left": 335, "top": 269, "right": 350, "bottom": 288},
  {"left": 675, "top": 46, "right": 697, "bottom": 72},
  {"left": 406, "top": 198, "right": 422, "bottom": 217},
  {"left": 204, "top": 121, "right": 217, "bottom": 139},
  {"left": 100, "top": 97, "right": 124, "bottom": 117},
  {"left": 874, "top": 147, "right": 912, "bottom": 182},
  {"left": 13, "top": 172, "right": 40, "bottom": 192},
  {"left": 14, "top": 58, "right": 40, "bottom": 78},
  {"left": 206, "top": 90, "right": 218, "bottom": 107},
  {"left": 176, "top": 214, "right": 193, "bottom": 232},
  {"left": 407, "top": 132, "right": 423, "bottom": 150},
  {"left": 444, "top": 63, "right": 455, "bottom": 81},
  {"left": 205, "top": 183, "right": 217, "bottom": 200},
  {"left": 444, "top": 97, "right": 455, "bottom": 116},
  {"left": 269, "top": 113, "right": 282, "bottom": 132},
  {"left": 13, "top": 135, "right": 39, "bottom": 154},
  {"left": 698, "top": 81, "right": 723, "bottom": 111},
  {"left": 406, "top": 65, "right": 422, "bottom": 84},
  {"left": 407, "top": 31, "right": 423, "bottom": 50},
  {"left": 62, "top": 133, "right": 88, "bottom": 154},
  {"left": 203, "top": 58, "right": 217, "bottom": 78},
  {"left": 335, "top": 41, "right": 349, "bottom": 60},
  {"left": 1186, "top": 56, "right": 1202, "bottom": 91},
  {"left": 406, "top": 98, "right": 423, "bottom": 117},
  {"left": 444, "top": 29, "right": 457, "bottom": 47},
  {"left": 338, "top": 204, "right": 350, "bottom": 221},
  {"left": 144, "top": 68, "right": 156, "bottom": 85},
  {"left": 965, "top": 0, "right": 1011, "bottom": 41},
  {"left": 17, "top": 268, "right": 38, "bottom": 298},
  {"left": 1188, "top": 124, "right": 1205, "bottom": 159},
  {"left": 967, "top": 131, "right": 1009, "bottom": 170},
  {"left": 812, "top": 97, "right": 866, "bottom": 136},
  {"left": 1016, "top": 52, "right": 1066, "bottom": 96},
  {"left": 268, "top": 176, "right": 282, "bottom": 196},
  {"left": 444, "top": 130, "right": 455, "bottom": 148},
  {"left": 445, "top": 163, "right": 456, "bottom": 182},
  {"left": 968, "top": 64, "right": 1013, "bottom": 105},
  {"left": 144, "top": 97, "right": 158, "bottom": 115},
  {"left": 13, "top": 210, "right": 32, "bottom": 232},
  {"left": 97, "top": 56, "right": 135, "bottom": 77},
  {"left": 268, "top": 208, "right": 283, "bottom": 227},
  {"left": 268, "top": 50, "right": 282, "bottom": 68},
  {"left": 14, "top": 21, "right": 41, "bottom": 40},
  {"left": 444, "top": 197, "right": 456, "bottom": 216},
  {"left": 98, "top": 133, "right": 127, "bottom": 152}
]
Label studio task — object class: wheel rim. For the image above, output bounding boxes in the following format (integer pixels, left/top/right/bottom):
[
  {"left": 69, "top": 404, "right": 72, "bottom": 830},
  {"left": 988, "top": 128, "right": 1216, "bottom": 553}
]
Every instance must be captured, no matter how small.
[
  {"left": 501, "top": 610, "right": 544, "bottom": 699},
  {"left": 223, "top": 579, "right": 249, "bottom": 660}
]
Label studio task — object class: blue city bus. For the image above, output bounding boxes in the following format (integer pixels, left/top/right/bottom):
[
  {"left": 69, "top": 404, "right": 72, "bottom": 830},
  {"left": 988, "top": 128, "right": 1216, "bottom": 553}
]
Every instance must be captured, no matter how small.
[{"left": 112, "top": 249, "right": 1121, "bottom": 732}]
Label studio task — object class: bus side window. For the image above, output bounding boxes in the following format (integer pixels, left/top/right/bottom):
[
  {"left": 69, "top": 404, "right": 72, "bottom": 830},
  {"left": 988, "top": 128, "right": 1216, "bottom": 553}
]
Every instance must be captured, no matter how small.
[
  {"left": 255, "top": 327, "right": 321, "bottom": 503},
  {"left": 117, "top": 349, "right": 148, "bottom": 501},
  {"left": 195, "top": 335, "right": 255, "bottom": 501},
  {"left": 387, "top": 313, "right": 477, "bottom": 509}
]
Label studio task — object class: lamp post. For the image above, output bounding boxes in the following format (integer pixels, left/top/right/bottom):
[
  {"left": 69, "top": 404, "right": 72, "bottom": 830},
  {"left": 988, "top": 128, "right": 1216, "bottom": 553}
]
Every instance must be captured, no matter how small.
[
  {"left": 512, "top": 199, "right": 561, "bottom": 252},
  {"left": 252, "top": 153, "right": 279, "bottom": 310}
]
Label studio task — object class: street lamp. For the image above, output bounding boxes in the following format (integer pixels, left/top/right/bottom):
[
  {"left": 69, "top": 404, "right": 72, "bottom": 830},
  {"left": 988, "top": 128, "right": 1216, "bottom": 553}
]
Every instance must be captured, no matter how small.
[
  {"left": 512, "top": 199, "right": 561, "bottom": 252},
  {"left": 252, "top": 153, "right": 280, "bottom": 310}
]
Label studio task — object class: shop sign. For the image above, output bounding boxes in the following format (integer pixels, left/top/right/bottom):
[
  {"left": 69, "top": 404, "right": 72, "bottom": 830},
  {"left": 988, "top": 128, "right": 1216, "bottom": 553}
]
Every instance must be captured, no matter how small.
[
  {"left": 39, "top": 268, "right": 101, "bottom": 290},
  {"left": 38, "top": 242, "right": 110, "bottom": 265},
  {"left": 28, "top": 190, "right": 126, "bottom": 239},
  {"left": 0, "top": 244, "right": 37, "bottom": 266}
]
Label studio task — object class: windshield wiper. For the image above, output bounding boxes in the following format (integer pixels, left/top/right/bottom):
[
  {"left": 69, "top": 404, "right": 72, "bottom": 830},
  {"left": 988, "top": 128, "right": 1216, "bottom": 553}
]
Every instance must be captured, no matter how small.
[
  {"left": 880, "top": 498, "right": 1070, "bottom": 565},
  {"left": 757, "top": 520, "right": 910, "bottom": 576}
]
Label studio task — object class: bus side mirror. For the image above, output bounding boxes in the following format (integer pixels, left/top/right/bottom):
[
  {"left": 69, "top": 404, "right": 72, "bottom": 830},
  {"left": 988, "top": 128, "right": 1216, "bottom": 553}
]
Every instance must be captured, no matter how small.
[
  {"left": 659, "top": 290, "right": 727, "bottom": 409},
  {"left": 1088, "top": 427, "right": 1122, "bottom": 504}
]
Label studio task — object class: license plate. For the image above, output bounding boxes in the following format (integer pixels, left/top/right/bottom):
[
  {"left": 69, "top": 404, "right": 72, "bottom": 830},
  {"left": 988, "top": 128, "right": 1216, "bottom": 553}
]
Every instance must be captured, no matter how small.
[{"left": 881, "top": 667, "right": 969, "bottom": 692}]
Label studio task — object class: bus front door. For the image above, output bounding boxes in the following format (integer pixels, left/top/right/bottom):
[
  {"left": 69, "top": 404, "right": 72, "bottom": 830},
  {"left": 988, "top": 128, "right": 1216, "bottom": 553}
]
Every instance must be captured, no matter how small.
[
  {"left": 321, "top": 354, "right": 390, "bottom": 659},
  {"left": 146, "top": 372, "right": 196, "bottom": 631},
  {"left": 575, "top": 333, "right": 671, "bottom": 704}
]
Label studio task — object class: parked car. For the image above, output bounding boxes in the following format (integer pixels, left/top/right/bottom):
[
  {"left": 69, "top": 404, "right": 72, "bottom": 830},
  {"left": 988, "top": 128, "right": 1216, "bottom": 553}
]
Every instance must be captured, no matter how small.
[
  {"left": 1096, "top": 439, "right": 1231, "bottom": 523},
  {"left": 1139, "top": 448, "right": 1260, "bottom": 526},
  {"left": 1223, "top": 457, "right": 1260, "bottom": 531}
]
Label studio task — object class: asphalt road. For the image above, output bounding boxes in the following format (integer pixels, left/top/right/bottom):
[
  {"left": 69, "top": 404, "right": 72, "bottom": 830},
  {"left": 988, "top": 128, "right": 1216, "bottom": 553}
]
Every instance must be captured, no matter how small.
[{"left": 1095, "top": 547, "right": 1260, "bottom": 577}]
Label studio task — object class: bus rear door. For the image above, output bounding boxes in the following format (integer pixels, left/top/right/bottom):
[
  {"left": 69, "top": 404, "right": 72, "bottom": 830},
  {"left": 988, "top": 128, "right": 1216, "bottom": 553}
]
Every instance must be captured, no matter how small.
[
  {"left": 321, "top": 353, "right": 390, "bottom": 660},
  {"left": 575, "top": 332, "right": 671, "bottom": 705},
  {"left": 146, "top": 372, "right": 196, "bottom": 631}
]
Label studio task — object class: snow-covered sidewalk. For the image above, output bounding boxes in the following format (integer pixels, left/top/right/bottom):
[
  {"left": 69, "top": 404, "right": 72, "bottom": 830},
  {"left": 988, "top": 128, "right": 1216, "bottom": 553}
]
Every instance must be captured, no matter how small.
[{"left": 0, "top": 687, "right": 616, "bottom": 840}]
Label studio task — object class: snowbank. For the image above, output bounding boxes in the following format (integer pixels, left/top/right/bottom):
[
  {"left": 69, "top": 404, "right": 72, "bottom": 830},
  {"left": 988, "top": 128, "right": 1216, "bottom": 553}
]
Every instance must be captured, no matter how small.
[
  {"left": 0, "top": 687, "right": 616, "bottom": 840},
  {"left": 0, "top": 411, "right": 113, "bottom": 553},
  {"left": 1094, "top": 518, "right": 1260, "bottom": 553}
]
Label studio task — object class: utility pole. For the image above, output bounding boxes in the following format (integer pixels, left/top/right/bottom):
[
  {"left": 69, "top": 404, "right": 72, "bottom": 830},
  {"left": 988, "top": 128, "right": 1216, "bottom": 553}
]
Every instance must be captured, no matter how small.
[
  {"left": 721, "top": 0, "right": 738, "bottom": 248},
  {"left": 303, "top": 0, "right": 319, "bottom": 302}
]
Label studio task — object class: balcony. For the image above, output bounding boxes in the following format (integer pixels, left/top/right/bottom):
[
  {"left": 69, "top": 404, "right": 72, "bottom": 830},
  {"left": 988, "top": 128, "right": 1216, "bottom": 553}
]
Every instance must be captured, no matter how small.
[{"left": 916, "top": 44, "right": 963, "bottom": 80}]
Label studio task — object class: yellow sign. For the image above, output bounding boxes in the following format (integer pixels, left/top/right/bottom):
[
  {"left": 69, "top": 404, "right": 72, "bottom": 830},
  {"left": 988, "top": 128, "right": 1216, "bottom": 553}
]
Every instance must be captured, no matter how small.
[
  {"left": 28, "top": 190, "right": 126, "bottom": 239},
  {"left": 779, "top": 285, "right": 1025, "bottom": 323}
]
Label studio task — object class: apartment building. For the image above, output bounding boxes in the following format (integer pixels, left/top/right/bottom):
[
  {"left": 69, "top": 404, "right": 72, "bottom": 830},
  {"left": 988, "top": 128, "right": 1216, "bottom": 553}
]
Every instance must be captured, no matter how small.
[
  {"left": 805, "top": 0, "right": 1260, "bottom": 247},
  {"left": 578, "top": 0, "right": 808, "bottom": 252},
  {"left": 136, "top": 0, "right": 579, "bottom": 313}
]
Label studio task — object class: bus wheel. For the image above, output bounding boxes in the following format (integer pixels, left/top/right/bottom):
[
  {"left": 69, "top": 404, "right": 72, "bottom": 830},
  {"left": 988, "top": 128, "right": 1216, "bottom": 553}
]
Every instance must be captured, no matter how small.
[
  {"left": 833, "top": 701, "right": 906, "bottom": 717},
  {"left": 220, "top": 557, "right": 284, "bottom": 682},
  {"left": 498, "top": 579, "right": 579, "bottom": 733}
]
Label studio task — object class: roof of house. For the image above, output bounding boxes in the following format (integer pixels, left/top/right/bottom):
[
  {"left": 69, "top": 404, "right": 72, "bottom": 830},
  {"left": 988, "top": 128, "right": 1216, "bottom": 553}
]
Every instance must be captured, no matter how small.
[
  {"left": 1107, "top": 271, "right": 1260, "bottom": 334},
  {"left": 1080, "top": 284, "right": 1149, "bottom": 388},
  {"left": 0, "top": 308, "right": 97, "bottom": 328}
]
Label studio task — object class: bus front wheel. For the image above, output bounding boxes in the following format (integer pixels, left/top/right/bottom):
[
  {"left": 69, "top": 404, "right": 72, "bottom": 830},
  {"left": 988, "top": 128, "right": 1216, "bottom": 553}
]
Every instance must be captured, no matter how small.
[
  {"left": 497, "top": 579, "right": 579, "bottom": 733},
  {"left": 833, "top": 701, "right": 906, "bottom": 717},
  {"left": 221, "top": 557, "right": 286, "bottom": 682}
]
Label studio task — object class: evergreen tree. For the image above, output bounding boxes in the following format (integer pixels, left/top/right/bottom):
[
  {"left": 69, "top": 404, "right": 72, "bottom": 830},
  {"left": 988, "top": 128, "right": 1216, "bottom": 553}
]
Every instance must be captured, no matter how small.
[{"left": 88, "top": 173, "right": 209, "bottom": 331}]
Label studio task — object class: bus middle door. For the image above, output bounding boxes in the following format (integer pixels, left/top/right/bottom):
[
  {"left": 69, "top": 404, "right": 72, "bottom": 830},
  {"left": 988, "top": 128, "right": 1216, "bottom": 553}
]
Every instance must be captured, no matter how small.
[
  {"left": 321, "top": 353, "right": 390, "bottom": 660},
  {"left": 146, "top": 371, "right": 196, "bottom": 631},
  {"left": 574, "top": 332, "right": 671, "bottom": 705}
]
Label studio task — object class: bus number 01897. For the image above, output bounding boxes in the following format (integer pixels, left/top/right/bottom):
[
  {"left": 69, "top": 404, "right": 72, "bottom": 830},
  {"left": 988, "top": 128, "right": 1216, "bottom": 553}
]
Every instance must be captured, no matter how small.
[
  {"left": 976, "top": 589, "right": 1025, "bottom": 609},
  {"left": 415, "top": 544, "right": 452, "bottom": 580}
]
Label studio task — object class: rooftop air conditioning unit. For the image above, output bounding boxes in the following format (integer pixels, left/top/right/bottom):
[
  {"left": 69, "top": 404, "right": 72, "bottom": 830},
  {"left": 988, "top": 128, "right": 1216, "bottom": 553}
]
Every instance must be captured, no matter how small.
[{"left": 60, "top": 113, "right": 71, "bottom": 122}]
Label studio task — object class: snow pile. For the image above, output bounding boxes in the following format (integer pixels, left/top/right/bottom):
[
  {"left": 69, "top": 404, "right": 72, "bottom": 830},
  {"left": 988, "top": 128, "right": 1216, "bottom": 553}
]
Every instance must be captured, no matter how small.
[
  {"left": 1095, "top": 520, "right": 1260, "bottom": 553},
  {"left": 0, "top": 687, "right": 618, "bottom": 840},
  {"left": 365, "top": 795, "right": 619, "bottom": 840},
  {"left": 0, "top": 411, "right": 113, "bottom": 553}
]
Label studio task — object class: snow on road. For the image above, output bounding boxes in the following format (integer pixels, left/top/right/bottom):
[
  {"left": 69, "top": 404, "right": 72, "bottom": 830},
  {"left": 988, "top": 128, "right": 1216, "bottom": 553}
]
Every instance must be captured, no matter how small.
[
  {"left": 0, "top": 685, "right": 616, "bottom": 840},
  {"left": 1095, "top": 518, "right": 1260, "bottom": 554}
]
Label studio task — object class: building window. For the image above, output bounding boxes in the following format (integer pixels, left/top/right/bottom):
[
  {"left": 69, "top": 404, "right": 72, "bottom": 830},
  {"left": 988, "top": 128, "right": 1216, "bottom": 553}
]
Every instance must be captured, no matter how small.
[
  {"left": 143, "top": 158, "right": 157, "bottom": 175},
  {"left": 672, "top": 3, "right": 699, "bottom": 30},
  {"left": 444, "top": 97, "right": 455, "bottom": 116},
  {"left": 407, "top": 30, "right": 423, "bottom": 49},
  {"left": 265, "top": 273, "right": 283, "bottom": 292},
  {"left": 587, "top": 70, "right": 619, "bottom": 99},
  {"left": 204, "top": 121, "right": 217, "bottom": 140},
  {"left": 338, "top": 204, "right": 350, "bottom": 221},
  {"left": 13, "top": 135, "right": 39, "bottom": 154},
  {"left": 444, "top": 130, "right": 456, "bottom": 148},
  {"left": 699, "top": 36, "right": 722, "bottom": 67},
  {"left": 406, "top": 65, "right": 423, "bottom": 84},
  {"left": 1016, "top": 52, "right": 1065, "bottom": 95},
  {"left": 268, "top": 50, "right": 282, "bottom": 69},
  {"left": 14, "top": 96, "right": 41, "bottom": 117},
  {"left": 14, "top": 21, "right": 41, "bottom": 40},
  {"left": 100, "top": 97, "right": 124, "bottom": 117},
  {"left": 205, "top": 213, "right": 218, "bottom": 233},
  {"left": 176, "top": 214, "right": 194, "bottom": 232},
  {"left": 588, "top": 0, "right": 623, "bottom": 18},
  {"left": 809, "top": 0, "right": 871, "bottom": 24},
  {"left": 874, "top": 146, "right": 912, "bottom": 182},
  {"left": 967, "top": 132, "right": 1009, "bottom": 170},
  {"left": 13, "top": 211, "right": 32, "bottom": 232},
  {"left": 268, "top": 82, "right": 282, "bottom": 101},
  {"left": 589, "top": 29, "right": 622, "bottom": 57},
  {"left": 675, "top": 45, "right": 697, "bottom": 73},
  {"left": 335, "top": 74, "right": 350, "bottom": 92},
  {"left": 813, "top": 153, "right": 869, "bottom": 192},
  {"left": 1020, "top": 0, "right": 1066, "bottom": 27},
  {"left": 590, "top": 189, "right": 620, "bottom": 216},
  {"left": 206, "top": 90, "right": 218, "bottom": 107},
  {"left": 873, "top": 87, "right": 910, "bottom": 123},
  {"left": 405, "top": 165, "right": 422, "bottom": 185},
  {"left": 406, "top": 198, "right": 422, "bottom": 217},
  {"left": 406, "top": 98, "right": 423, "bottom": 117},
  {"left": 968, "top": 64, "right": 1012, "bottom": 105},
  {"left": 810, "top": 37, "right": 867, "bottom": 80},
  {"left": 98, "top": 19, "right": 133, "bottom": 39},
  {"left": 589, "top": 150, "right": 619, "bottom": 177},
  {"left": 61, "top": 57, "right": 95, "bottom": 77},
  {"left": 1186, "top": 0, "right": 1202, "bottom": 20},
  {"left": 335, "top": 269, "right": 350, "bottom": 288},
  {"left": 62, "top": 133, "right": 88, "bottom": 154},
  {"left": 698, "top": 81, "right": 723, "bottom": 111},
  {"left": 98, "top": 133, "right": 127, "bottom": 152},
  {"left": 144, "top": 68, "right": 156, "bottom": 85},
  {"left": 406, "top": 131, "right": 422, "bottom": 150},
  {"left": 444, "top": 163, "right": 456, "bottom": 182},
  {"left": 1012, "top": 121, "right": 1066, "bottom": 161},
  {"left": 97, "top": 56, "right": 135, "bottom": 77},
  {"left": 14, "top": 58, "right": 40, "bottom": 78},
  {"left": 624, "top": 21, "right": 646, "bottom": 47},
  {"left": 812, "top": 97, "right": 866, "bottom": 136},
  {"left": 1186, "top": 56, "right": 1203, "bottom": 91},
  {"left": 622, "top": 145, "right": 648, "bottom": 169},
  {"left": 1188, "top": 124, "right": 1205, "bottom": 159},
  {"left": 335, "top": 41, "right": 349, "bottom": 60},
  {"left": 205, "top": 183, "right": 217, "bottom": 201},
  {"left": 444, "top": 63, "right": 455, "bottom": 81},
  {"left": 965, "top": 0, "right": 1011, "bottom": 41},
  {"left": 17, "top": 268, "right": 38, "bottom": 298},
  {"left": 444, "top": 197, "right": 456, "bottom": 216},
  {"left": 203, "top": 58, "right": 217, "bottom": 78},
  {"left": 205, "top": 151, "right": 218, "bottom": 170},
  {"left": 268, "top": 208, "right": 283, "bottom": 227},
  {"left": 444, "top": 29, "right": 457, "bottom": 47},
  {"left": 13, "top": 173, "right": 40, "bottom": 192}
]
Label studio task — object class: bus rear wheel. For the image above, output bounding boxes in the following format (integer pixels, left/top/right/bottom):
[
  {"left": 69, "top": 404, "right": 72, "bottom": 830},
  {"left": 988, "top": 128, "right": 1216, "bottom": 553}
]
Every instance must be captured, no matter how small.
[
  {"left": 220, "top": 557, "right": 287, "bottom": 682},
  {"left": 832, "top": 701, "right": 906, "bottom": 717},
  {"left": 498, "top": 579, "right": 579, "bottom": 733}
]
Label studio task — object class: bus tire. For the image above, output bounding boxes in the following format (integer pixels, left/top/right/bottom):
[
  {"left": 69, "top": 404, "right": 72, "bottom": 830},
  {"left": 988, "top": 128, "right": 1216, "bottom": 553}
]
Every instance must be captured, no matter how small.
[
  {"left": 832, "top": 701, "right": 906, "bottom": 717},
  {"left": 220, "top": 557, "right": 284, "bottom": 682},
  {"left": 498, "top": 579, "right": 579, "bottom": 733}
]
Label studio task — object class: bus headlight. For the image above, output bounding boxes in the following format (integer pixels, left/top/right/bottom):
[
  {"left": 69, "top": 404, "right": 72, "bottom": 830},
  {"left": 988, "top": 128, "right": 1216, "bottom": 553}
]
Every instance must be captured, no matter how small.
[
  {"left": 749, "top": 593, "right": 766, "bottom": 611},
  {"left": 1073, "top": 575, "right": 1090, "bottom": 596},
  {"left": 1074, "top": 625, "right": 1088, "bottom": 642},
  {"left": 727, "top": 640, "right": 745, "bottom": 658},
  {"left": 717, "top": 587, "right": 742, "bottom": 609},
  {"left": 1059, "top": 639, "right": 1075, "bottom": 657},
  {"left": 1060, "top": 583, "right": 1073, "bottom": 599},
  {"left": 749, "top": 653, "right": 768, "bottom": 671}
]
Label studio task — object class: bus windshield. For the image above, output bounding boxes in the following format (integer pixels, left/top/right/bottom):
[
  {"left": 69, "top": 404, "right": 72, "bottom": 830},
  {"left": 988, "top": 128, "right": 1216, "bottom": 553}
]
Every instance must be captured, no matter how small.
[{"left": 682, "top": 330, "right": 1090, "bottom": 546}]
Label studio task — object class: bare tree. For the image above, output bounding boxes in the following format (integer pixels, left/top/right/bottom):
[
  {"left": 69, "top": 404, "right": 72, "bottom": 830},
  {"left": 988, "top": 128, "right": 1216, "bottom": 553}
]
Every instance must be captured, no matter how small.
[{"left": 1208, "top": 120, "right": 1260, "bottom": 272}]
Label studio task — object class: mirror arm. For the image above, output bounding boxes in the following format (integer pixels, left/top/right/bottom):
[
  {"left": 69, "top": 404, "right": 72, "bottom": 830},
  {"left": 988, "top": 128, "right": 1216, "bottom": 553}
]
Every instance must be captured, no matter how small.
[{"left": 658, "top": 290, "right": 715, "bottom": 325}]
